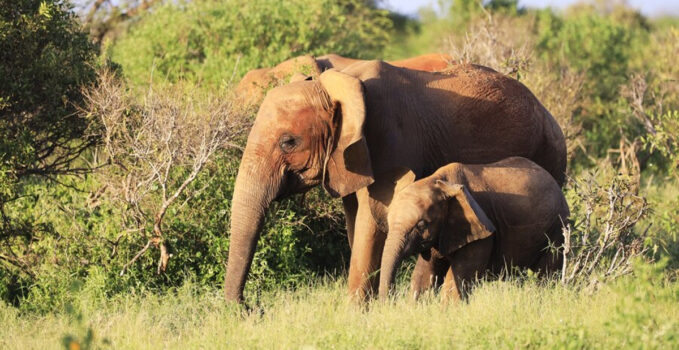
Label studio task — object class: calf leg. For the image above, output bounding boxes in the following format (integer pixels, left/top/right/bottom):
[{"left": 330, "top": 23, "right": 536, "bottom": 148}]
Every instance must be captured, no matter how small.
[
  {"left": 441, "top": 238, "right": 493, "bottom": 303},
  {"left": 409, "top": 249, "right": 450, "bottom": 300}
]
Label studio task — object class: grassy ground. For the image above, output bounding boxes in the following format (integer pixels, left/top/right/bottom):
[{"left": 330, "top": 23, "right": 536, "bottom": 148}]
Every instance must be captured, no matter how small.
[{"left": 1, "top": 262, "right": 677, "bottom": 349}]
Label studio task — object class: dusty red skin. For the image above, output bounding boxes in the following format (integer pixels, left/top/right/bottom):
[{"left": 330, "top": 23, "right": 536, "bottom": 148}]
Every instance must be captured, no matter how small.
[
  {"left": 224, "top": 61, "right": 567, "bottom": 303},
  {"left": 236, "top": 53, "right": 454, "bottom": 104}
]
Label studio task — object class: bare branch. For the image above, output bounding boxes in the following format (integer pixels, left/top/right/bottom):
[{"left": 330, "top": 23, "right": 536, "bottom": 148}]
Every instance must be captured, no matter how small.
[
  {"left": 119, "top": 239, "right": 152, "bottom": 276},
  {"left": 561, "top": 172, "right": 650, "bottom": 288},
  {"left": 81, "top": 69, "right": 251, "bottom": 275}
]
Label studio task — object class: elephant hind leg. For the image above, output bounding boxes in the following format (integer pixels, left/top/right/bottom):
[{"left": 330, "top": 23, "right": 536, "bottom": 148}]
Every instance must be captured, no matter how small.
[{"left": 533, "top": 218, "right": 566, "bottom": 275}]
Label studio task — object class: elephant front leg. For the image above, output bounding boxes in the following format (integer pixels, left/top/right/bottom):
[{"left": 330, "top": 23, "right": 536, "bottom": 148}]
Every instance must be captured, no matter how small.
[
  {"left": 440, "top": 267, "right": 459, "bottom": 303},
  {"left": 342, "top": 193, "right": 358, "bottom": 249},
  {"left": 347, "top": 189, "right": 385, "bottom": 302},
  {"left": 441, "top": 238, "right": 493, "bottom": 303},
  {"left": 410, "top": 250, "right": 450, "bottom": 300}
]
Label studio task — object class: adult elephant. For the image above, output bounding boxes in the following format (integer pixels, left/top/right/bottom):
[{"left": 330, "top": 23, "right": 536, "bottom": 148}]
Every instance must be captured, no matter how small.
[
  {"left": 224, "top": 61, "right": 567, "bottom": 302},
  {"left": 236, "top": 53, "right": 452, "bottom": 104}
]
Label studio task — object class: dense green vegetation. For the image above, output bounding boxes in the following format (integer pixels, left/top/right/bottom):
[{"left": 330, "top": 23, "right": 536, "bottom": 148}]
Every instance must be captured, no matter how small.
[
  {"left": 0, "top": 0, "right": 100, "bottom": 306},
  {"left": 111, "top": 0, "right": 392, "bottom": 89},
  {"left": 1, "top": 0, "right": 678, "bottom": 348}
]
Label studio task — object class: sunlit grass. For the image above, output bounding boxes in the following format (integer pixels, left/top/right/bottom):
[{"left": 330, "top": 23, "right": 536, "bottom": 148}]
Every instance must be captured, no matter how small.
[{"left": 1, "top": 262, "right": 677, "bottom": 349}]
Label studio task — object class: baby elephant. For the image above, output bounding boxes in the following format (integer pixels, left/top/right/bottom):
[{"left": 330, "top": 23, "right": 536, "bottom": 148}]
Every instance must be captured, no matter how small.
[{"left": 379, "top": 157, "right": 569, "bottom": 301}]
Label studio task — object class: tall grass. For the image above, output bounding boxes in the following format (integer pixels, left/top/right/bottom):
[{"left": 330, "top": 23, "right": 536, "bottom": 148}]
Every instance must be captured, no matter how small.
[{"left": 1, "top": 261, "right": 676, "bottom": 349}]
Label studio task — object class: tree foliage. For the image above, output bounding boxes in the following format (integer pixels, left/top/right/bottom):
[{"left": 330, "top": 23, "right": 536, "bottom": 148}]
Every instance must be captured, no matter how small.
[
  {"left": 0, "top": 0, "right": 99, "bottom": 179},
  {"left": 111, "top": 0, "right": 392, "bottom": 89},
  {"left": 0, "top": 0, "right": 99, "bottom": 302}
]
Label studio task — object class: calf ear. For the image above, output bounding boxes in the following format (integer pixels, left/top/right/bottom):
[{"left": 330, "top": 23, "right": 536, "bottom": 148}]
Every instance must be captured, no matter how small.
[
  {"left": 393, "top": 168, "right": 416, "bottom": 194},
  {"left": 319, "top": 69, "right": 374, "bottom": 198},
  {"left": 436, "top": 180, "right": 495, "bottom": 256},
  {"left": 365, "top": 167, "right": 416, "bottom": 214}
]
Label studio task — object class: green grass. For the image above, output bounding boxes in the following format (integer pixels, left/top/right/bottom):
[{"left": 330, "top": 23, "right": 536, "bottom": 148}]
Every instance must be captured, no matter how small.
[{"left": 1, "top": 262, "right": 677, "bottom": 349}]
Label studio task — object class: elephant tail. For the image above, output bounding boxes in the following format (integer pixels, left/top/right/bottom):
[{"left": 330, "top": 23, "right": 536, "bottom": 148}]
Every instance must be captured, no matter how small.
[{"left": 532, "top": 104, "right": 568, "bottom": 187}]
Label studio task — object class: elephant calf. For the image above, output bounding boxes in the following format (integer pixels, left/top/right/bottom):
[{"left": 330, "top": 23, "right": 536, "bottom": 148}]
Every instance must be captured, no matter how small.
[{"left": 379, "top": 157, "right": 569, "bottom": 301}]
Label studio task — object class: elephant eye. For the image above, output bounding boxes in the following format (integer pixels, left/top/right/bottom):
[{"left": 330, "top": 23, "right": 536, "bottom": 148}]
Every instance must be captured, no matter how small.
[{"left": 279, "top": 134, "right": 299, "bottom": 153}]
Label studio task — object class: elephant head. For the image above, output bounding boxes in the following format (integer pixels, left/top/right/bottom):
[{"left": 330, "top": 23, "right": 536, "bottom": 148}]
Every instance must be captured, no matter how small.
[
  {"left": 235, "top": 55, "right": 322, "bottom": 105},
  {"left": 379, "top": 173, "right": 495, "bottom": 299},
  {"left": 224, "top": 69, "right": 375, "bottom": 302}
]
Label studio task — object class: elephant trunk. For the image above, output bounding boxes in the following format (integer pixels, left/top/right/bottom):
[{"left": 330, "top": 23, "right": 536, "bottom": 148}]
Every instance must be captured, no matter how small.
[
  {"left": 224, "top": 153, "right": 280, "bottom": 302},
  {"left": 379, "top": 228, "right": 408, "bottom": 300}
]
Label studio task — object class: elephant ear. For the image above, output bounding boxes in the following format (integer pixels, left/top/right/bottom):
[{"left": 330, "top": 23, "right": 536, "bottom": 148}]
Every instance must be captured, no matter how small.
[
  {"left": 436, "top": 180, "right": 495, "bottom": 256},
  {"left": 319, "top": 69, "right": 375, "bottom": 198},
  {"left": 392, "top": 168, "right": 416, "bottom": 199}
]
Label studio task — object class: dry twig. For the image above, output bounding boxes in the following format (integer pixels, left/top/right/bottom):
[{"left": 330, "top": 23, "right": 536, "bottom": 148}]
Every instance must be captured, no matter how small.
[
  {"left": 561, "top": 173, "right": 650, "bottom": 288},
  {"left": 81, "top": 70, "right": 251, "bottom": 275}
]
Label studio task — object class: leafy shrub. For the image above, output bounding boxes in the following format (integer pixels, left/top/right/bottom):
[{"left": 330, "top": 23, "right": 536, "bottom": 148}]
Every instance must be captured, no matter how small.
[
  {"left": 638, "top": 27, "right": 679, "bottom": 109},
  {"left": 111, "top": 0, "right": 392, "bottom": 89},
  {"left": 0, "top": 0, "right": 99, "bottom": 179},
  {"left": 448, "top": 13, "right": 533, "bottom": 78},
  {"left": 534, "top": 6, "right": 650, "bottom": 160},
  {"left": 535, "top": 7, "right": 642, "bottom": 101},
  {"left": 644, "top": 183, "right": 679, "bottom": 270},
  {"left": 0, "top": 0, "right": 99, "bottom": 304},
  {"left": 640, "top": 110, "right": 679, "bottom": 175},
  {"left": 631, "top": 28, "right": 679, "bottom": 175},
  {"left": 246, "top": 188, "right": 348, "bottom": 295}
]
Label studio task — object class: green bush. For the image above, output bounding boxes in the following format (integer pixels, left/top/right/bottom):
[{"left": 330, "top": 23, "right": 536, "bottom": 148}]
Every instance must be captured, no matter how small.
[
  {"left": 535, "top": 8, "right": 641, "bottom": 101},
  {"left": 111, "top": 0, "right": 392, "bottom": 89},
  {"left": 644, "top": 181, "right": 679, "bottom": 269},
  {"left": 2, "top": 150, "right": 349, "bottom": 313},
  {"left": 534, "top": 6, "right": 651, "bottom": 160},
  {"left": 0, "top": 0, "right": 99, "bottom": 178},
  {"left": 0, "top": 0, "right": 99, "bottom": 305}
]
